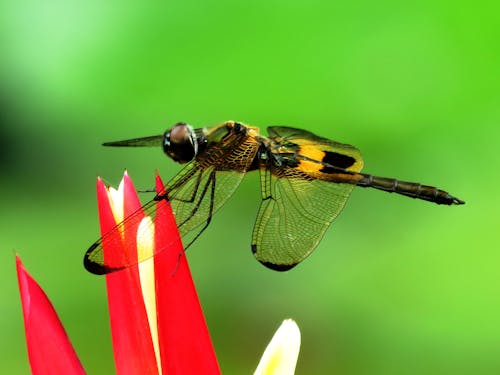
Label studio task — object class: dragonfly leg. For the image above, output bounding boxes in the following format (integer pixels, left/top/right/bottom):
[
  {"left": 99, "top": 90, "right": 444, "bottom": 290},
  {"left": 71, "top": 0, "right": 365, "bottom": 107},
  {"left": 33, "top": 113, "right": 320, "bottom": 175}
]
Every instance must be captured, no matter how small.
[{"left": 181, "top": 171, "right": 217, "bottom": 248}]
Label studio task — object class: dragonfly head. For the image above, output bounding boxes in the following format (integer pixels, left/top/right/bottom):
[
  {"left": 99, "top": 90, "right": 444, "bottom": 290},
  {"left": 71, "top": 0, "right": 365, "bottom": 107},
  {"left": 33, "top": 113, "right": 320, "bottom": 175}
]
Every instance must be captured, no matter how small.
[{"left": 163, "top": 122, "right": 199, "bottom": 163}]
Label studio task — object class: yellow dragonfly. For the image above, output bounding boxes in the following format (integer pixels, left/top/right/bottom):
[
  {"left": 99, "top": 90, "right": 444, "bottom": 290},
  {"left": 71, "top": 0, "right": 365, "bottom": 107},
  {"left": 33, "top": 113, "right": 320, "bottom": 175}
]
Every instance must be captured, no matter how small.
[{"left": 84, "top": 121, "right": 464, "bottom": 274}]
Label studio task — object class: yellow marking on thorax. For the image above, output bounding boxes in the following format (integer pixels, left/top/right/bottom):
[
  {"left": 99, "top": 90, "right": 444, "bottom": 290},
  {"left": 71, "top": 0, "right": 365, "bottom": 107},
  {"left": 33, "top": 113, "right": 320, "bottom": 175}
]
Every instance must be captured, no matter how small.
[{"left": 246, "top": 126, "right": 260, "bottom": 137}]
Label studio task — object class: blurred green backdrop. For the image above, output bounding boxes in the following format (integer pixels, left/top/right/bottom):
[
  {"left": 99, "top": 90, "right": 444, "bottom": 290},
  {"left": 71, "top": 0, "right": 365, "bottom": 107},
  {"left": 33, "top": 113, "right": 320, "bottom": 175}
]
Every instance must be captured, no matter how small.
[{"left": 1, "top": 0, "right": 499, "bottom": 374}]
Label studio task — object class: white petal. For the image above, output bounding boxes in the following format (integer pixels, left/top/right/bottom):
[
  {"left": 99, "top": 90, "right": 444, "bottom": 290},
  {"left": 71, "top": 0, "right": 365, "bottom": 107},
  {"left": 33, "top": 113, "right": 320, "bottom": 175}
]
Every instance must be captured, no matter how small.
[
  {"left": 137, "top": 216, "right": 162, "bottom": 374},
  {"left": 254, "top": 319, "right": 301, "bottom": 375},
  {"left": 107, "top": 177, "right": 125, "bottom": 223}
]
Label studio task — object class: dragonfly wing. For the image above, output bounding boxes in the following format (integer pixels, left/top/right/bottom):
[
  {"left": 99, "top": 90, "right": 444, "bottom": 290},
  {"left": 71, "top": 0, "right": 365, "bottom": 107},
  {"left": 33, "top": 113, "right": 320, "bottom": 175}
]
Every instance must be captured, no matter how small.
[
  {"left": 84, "top": 192, "right": 168, "bottom": 274},
  {"left": 85, "top": 163, "right": 249, "bottom": 274},
  {"left": 267, "top": 126, "right": 357, "bottom": 148},
  {"left": 267, "top": 126, "right": 363, "bottom": 171},
  {"left": 252, "top": 126, "right": 364, "bottom": 271},
  {"left": 251, "top": 169, "right": 356, "bottom": 271}
]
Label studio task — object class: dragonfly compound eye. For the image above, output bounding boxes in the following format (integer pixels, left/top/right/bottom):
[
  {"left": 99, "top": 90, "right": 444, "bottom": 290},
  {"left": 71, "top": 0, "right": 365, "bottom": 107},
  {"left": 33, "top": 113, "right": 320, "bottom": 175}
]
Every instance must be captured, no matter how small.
[{"left": 163, "top": 122, "right": 198, "bottom": 163}]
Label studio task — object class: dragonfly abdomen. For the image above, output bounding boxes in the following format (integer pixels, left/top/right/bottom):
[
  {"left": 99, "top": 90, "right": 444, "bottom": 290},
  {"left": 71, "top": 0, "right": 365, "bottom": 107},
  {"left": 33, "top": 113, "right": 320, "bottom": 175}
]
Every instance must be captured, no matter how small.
[{"left": 356, "top": 174, "right": 464, "bottom": 205}]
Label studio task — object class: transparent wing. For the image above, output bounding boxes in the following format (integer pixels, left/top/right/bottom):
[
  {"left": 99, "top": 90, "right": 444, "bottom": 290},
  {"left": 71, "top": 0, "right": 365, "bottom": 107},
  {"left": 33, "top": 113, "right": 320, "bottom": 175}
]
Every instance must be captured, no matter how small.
[
  {"left": 267, "top": 126, "right": 359, "bottom": 152},
  {"left": 84, "top": 161, "right": 249, "bottom": 274},
  {"left": 84, "top": 192, "right": 164, "bottom": 274},
  {"left": 102, "top": 134, "right": 164, "bottom": 147},
  {"left": 251, "top": 168, "right": 356, "bottom": 271},
  {"left": 251, "top": 126, "right": 364, "bottom": 271}
]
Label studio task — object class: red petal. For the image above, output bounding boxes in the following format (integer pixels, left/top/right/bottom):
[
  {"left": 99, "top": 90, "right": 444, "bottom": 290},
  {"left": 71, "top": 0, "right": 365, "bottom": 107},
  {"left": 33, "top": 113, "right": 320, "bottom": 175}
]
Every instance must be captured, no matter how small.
[
  {"left": 97, "top": 176, "right": 159, "bottom": 375},
  {"left": 16, "top": 256, "right": 85, "bottom": 375},
  {"left": 154, "top": 174, "right": 221, "bottom": 374}
]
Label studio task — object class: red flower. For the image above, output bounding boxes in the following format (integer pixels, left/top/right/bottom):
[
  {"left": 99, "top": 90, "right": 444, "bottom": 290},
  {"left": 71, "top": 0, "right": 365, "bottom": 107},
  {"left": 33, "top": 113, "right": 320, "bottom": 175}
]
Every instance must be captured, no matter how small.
[
  {"left": 16, "top": 256, "right": 85, "bottom": 375},
  {"left": 97, "top": 172, "right": 220, "bottom": 374},
  {"left": 17, "top": 172, "right": 220, "bottom": 375}
]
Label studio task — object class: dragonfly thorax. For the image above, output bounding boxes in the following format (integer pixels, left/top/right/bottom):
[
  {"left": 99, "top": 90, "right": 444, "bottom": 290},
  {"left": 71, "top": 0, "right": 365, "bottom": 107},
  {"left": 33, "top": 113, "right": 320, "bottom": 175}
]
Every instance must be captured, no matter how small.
[{"left": 163, "top": 122, "right": 199, "bottom": 164}]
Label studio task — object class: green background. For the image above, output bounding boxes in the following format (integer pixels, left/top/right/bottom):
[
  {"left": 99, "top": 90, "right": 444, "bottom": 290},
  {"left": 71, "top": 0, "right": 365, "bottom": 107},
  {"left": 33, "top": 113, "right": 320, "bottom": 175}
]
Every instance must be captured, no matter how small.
[{"left": 1, "top": 0, "right": 499, "bottom": 374}]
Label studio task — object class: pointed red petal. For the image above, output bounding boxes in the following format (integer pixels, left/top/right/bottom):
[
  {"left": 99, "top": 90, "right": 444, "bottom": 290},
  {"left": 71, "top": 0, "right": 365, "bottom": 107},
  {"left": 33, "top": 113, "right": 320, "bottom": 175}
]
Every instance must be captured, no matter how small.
[
  {"left": 96, "top": 176, "right": 159, "bottom": 375},
  {"left": 154, "top": 174, "right": 221, "bottom": 374},
  {"left": 16, "top": 256, "right": 85, "bottom": 375}
]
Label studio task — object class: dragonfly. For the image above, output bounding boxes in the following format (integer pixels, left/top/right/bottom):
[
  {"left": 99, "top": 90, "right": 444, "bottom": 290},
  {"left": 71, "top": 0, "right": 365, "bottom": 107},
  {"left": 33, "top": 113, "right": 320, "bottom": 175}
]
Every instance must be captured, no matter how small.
[{"left": 84, "top": 121, "right": 464, "bottom": 274}]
